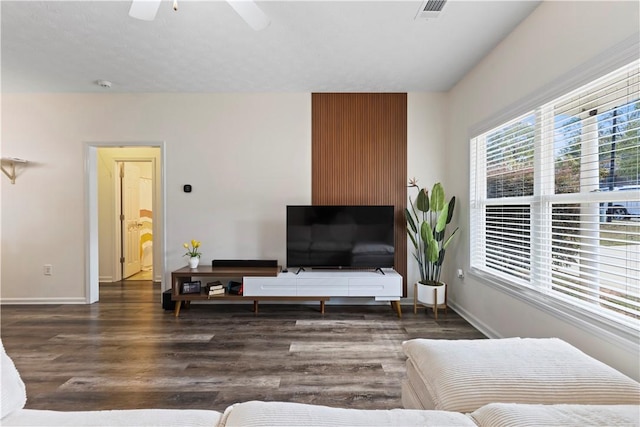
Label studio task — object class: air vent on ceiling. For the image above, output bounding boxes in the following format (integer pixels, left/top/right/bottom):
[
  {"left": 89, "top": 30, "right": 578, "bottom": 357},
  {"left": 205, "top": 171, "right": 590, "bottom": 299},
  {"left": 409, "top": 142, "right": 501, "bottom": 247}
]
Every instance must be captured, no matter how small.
[{"left": 415, "top": 0, "right": 448, "bottom": 20}]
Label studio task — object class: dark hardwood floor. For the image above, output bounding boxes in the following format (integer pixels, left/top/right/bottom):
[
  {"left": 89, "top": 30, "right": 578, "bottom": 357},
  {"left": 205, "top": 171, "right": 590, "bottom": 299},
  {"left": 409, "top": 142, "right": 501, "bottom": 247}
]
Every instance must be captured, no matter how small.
[{"left": 1, "top": 282, "right": 485, "bottom": 412}]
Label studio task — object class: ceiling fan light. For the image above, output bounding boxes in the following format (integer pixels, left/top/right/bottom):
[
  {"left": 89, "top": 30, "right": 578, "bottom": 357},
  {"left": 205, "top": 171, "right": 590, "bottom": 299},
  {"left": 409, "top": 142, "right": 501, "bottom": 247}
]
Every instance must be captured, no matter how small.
[
  {"left": 227, "top": 0, "right": 271, "bottom": 31},
  {"left": 129, "top": 0, "right": 162, "bottom": 21},
  {"left": 128, "top": 0, "right": 271, "bottom": 30}
]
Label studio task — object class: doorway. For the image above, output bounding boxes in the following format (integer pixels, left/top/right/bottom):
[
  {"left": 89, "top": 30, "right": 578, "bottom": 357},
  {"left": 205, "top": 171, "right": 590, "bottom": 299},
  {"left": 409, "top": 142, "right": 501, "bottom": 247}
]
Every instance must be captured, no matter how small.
[{"left": 87, "top": 144, "right": 164, "bottom": 303}]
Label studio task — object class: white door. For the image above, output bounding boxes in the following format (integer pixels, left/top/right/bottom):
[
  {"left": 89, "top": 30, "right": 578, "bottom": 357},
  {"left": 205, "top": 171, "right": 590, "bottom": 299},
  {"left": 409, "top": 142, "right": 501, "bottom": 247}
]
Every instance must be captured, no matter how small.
[{"left": 122, "top": 162, "right": 142, "bottom": 278}]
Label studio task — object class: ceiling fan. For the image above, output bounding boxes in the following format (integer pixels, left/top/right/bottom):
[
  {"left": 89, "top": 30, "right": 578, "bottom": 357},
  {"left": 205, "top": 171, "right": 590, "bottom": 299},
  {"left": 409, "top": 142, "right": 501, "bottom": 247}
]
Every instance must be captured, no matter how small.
[{"left": 128, "top": 0, "right": 271, "bottom": 31}]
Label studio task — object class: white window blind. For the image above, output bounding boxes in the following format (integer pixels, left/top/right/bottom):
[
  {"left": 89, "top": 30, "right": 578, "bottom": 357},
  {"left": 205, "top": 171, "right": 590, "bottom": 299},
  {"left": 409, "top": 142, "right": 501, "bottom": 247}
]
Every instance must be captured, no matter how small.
[{"left": 471, "top": 60, "right": 640, "bottom": 331}]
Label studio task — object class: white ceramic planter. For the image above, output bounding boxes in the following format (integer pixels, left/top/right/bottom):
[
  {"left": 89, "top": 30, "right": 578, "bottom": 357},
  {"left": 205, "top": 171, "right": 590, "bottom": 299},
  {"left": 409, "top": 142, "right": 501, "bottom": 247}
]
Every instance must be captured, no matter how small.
[
  {"left": 416, "top": 281, "right": 446, "bottom": 305},
  {"left": 188, "top": 257, "right": 200, "bottom": 269},
  {"left": 414, "top": 281, "right": 447, "bottom": 319}
]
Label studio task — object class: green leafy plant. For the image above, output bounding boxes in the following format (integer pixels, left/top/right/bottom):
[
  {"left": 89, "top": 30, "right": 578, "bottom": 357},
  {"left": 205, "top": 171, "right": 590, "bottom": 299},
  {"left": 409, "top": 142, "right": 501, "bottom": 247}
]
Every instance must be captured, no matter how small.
[
  {"left": 183, "top": 239, "right": 202, "bottom": 258},
  {"left": 405, "top": 179, "right": 459, "bottom": 285}
]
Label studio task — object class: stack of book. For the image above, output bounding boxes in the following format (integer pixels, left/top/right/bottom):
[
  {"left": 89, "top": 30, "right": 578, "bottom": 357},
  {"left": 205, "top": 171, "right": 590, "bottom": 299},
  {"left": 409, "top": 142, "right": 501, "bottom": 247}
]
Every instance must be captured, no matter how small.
[{"left": 208, "top": 281, "right": 225, "bottom": 298}]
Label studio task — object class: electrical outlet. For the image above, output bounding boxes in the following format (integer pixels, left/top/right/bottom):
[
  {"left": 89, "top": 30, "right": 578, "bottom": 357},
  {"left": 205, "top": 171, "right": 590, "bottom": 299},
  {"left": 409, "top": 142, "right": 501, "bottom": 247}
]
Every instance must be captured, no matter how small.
[
  {"left": 457, "top": 268, "right": 465, "bottom": 279},
  {"left": 43, "top": 264, "right": 53, "bottom": 276}
]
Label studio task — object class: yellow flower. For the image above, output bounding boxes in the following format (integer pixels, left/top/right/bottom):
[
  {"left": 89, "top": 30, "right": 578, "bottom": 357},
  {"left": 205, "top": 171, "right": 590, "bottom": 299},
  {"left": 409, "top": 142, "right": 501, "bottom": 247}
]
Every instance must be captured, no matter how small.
[{"left": 183, "top": 239, "right": 202, "bottom": 258}]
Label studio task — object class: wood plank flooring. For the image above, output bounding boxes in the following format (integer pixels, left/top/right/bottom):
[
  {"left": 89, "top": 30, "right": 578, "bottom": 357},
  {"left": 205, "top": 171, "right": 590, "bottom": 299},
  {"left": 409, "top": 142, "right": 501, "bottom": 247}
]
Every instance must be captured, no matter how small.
[{"left": 0, "top": 281, "right": 485, "bottom": 412}]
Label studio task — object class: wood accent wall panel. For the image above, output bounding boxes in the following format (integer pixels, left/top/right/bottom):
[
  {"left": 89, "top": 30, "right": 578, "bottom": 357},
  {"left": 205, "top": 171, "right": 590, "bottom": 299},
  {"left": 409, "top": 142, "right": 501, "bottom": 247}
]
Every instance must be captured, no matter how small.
[{"left": 312, "top": 93, "right": 408, "bottom": 296}]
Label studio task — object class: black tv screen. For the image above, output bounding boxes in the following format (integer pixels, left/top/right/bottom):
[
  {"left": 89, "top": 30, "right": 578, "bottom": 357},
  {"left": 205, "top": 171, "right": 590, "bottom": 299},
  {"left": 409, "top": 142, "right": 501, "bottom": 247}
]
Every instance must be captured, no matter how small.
[{"left": 286, "top": 205, "right": 395, "bottom": 269}]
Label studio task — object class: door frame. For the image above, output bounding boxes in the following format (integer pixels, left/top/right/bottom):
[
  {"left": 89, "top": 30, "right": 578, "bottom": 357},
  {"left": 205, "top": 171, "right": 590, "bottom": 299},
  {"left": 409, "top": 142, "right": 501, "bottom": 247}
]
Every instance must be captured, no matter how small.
[
  {"left": 84, "top": 142, "right": 165, "bottom": 303},
  {"left": 114, "top": 159, "right": 155, "bottom": 282}
]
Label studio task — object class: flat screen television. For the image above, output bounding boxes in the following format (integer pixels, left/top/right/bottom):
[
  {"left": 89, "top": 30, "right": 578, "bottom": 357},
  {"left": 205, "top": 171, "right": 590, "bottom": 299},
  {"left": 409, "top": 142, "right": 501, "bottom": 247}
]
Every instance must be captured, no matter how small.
[{"left": 286, "top": 205, "right": 395, "bottom": 270}]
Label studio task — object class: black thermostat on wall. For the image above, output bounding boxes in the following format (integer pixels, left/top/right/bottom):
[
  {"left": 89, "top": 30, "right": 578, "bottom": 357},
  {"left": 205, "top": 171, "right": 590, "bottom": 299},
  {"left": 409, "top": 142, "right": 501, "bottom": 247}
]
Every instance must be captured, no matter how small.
[{"left": 183, "top": 184, "right": 192, "bottom": 193}]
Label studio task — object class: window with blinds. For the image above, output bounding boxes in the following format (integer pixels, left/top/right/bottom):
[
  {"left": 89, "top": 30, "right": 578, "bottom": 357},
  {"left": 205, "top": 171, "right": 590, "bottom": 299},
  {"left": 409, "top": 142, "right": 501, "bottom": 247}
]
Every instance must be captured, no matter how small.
[{"left": 470, "top": 59, "right": 640, "bottom": 331}]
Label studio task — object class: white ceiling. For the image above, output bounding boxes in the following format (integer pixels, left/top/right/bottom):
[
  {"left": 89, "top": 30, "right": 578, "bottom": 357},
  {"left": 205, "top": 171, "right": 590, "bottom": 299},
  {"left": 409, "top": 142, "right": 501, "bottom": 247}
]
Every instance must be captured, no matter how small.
[{"left": 1, "top": 0, "right": 540, "bottom": 93}]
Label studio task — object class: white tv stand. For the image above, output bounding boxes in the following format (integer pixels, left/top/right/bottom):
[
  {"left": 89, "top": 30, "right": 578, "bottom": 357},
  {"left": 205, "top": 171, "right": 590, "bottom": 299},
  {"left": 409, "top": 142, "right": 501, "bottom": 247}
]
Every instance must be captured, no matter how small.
[{"left": 243, "top": 268, "right": 403, "bottom": 317}]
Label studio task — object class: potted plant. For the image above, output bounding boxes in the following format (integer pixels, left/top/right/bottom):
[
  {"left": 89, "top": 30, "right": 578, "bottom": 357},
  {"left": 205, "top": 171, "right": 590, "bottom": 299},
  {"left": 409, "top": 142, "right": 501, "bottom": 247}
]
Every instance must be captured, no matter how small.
[
  {"left": 405, "top": 179, "right": 458, "bottom": 317},
  {"left": 183, "top": 239, "right": 202, "bottom": 268}
]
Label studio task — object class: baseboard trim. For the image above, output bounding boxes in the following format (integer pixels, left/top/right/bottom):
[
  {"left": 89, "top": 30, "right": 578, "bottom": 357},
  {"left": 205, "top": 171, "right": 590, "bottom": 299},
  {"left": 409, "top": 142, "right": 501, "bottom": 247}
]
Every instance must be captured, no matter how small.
[
  {"left": 0, "top": 297, "right": 87, "bottom": 305},
  {"left": 446, "top": 300, "right": 501, "bottom": 339}
]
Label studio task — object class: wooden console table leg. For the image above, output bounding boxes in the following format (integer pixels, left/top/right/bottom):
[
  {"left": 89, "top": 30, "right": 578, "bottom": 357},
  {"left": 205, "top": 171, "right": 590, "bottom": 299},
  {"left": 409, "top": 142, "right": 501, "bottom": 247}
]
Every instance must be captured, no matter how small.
[
  {"left": 174, "top": 301, "right": 182, "bottom": 318},
  {"left": 391, "top": 300, "right": 402, "bottom": 318},
  {"left": 413, "top": 282, "right": 418, "bottom": 315},
  {"left": 320, "top": 300, "right": 325, "bottom": 314},
  {"left": 253, "top": 300, "right": 258, "bottom": 313}
]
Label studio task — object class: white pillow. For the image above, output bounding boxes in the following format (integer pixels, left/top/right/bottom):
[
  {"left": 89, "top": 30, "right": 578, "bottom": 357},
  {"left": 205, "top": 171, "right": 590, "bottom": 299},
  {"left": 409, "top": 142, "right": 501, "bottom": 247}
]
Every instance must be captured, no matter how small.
[{"left": 1, "top": 340, "right": 27, "bottom": 419}]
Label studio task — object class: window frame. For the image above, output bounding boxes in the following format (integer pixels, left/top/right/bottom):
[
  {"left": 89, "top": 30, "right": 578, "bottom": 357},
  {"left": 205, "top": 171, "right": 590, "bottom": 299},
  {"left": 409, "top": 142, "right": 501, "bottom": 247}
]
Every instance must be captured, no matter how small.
[{"left": 467, "top": 38, "right": 640, "bottom": 350}]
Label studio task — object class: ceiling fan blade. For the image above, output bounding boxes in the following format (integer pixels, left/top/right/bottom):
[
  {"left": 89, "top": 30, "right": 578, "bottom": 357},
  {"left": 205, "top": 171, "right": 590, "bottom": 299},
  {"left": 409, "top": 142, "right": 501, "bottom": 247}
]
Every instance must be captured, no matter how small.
[
  {"left": 129, "top": 0, "right": 162, "bottom": 21},
  {"left": 226, "top": 0, "right": 271, "bottom": 31}
]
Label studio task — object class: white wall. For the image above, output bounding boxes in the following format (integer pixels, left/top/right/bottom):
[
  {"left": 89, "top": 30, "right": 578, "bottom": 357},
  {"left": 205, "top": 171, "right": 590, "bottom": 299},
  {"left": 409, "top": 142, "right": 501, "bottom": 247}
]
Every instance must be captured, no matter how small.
[
  {"left": 1, "top": 92, "right": 442, "bottom": 302},
  {"left": 445, "top": 1, "right": 640, "bottom": 380},
  {"left": 407, "top": 92, "right": 448, "bottom": 288},
  {"left": 1, "top": 93, "right": 312, "bottom": 301}
]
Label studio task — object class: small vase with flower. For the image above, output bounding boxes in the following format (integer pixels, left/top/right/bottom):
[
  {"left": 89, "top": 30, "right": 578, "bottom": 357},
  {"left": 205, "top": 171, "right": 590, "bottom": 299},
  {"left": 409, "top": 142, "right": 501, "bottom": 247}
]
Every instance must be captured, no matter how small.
[{"left": 183, "top": 240, "right": 202, "bottom": 269}]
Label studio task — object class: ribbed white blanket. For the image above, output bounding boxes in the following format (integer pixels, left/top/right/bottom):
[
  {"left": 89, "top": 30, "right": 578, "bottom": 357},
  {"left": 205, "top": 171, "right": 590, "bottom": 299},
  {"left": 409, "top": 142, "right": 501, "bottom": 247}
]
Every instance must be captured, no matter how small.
[
  {"left": 469, "top": 403, "right": 640, "bottom": 427},
  {"left": 402, "top": 338, "right": 640, "bottom": 412},
  {"left": 219, "top": 400, "right": 476, "bottom": 427},
  {"left": 2, "top": 409, "right": 222, "bottom": 427}
]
